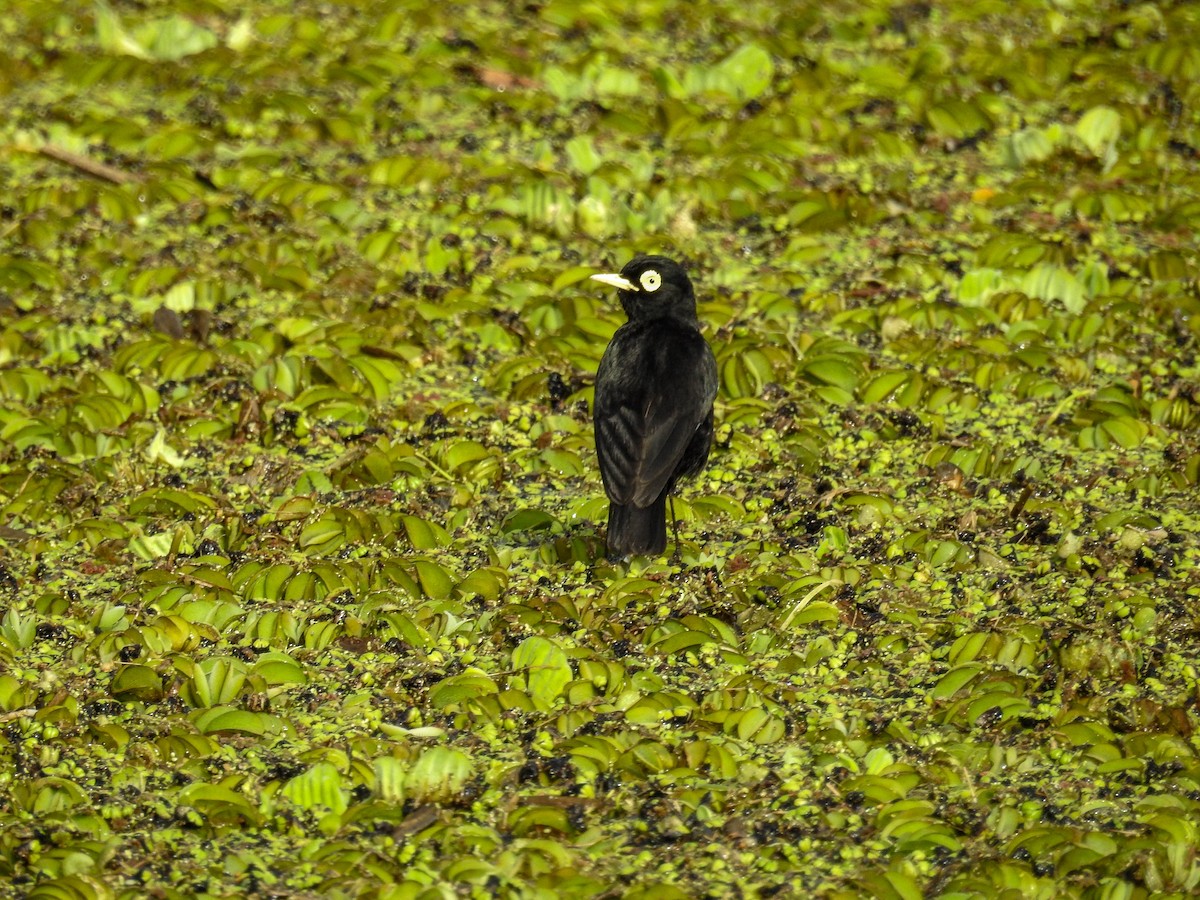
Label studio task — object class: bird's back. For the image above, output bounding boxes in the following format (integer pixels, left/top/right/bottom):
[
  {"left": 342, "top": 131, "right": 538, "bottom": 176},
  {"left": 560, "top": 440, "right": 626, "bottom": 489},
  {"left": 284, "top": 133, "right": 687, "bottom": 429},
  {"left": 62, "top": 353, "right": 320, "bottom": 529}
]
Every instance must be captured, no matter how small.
[
  {"left": 594, "top": 316, "right": 717, "bottom": 509},
  {"left": 588, "top": 254, "right": 717, "bottom": 557}
]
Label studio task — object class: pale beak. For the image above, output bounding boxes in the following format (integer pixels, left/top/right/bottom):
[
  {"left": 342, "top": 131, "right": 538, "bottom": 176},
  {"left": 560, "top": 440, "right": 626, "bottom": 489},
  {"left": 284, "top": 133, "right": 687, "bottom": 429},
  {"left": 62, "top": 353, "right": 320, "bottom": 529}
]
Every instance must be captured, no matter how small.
[{"left": 590, "top": 273, "right": 639, "bottom": 292}]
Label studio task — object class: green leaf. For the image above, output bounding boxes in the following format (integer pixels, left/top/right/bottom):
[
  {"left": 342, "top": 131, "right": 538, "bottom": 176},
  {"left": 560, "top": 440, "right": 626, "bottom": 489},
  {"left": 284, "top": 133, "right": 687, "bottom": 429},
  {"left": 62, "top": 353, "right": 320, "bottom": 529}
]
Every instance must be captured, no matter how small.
[
  {"left": 144, "top": 428, "right": 186, "bottom": 467},
  {"left": 135, "top": 14, "right": 218, "bottom": 61},
  {"left": 373, "top": 757, "right": 407, "bottom": 803},
  {"left": 455, "top": 568, "right": 506, "bottom": 602},
  {"left": 652, "top": 630, "right": 717, "bottom": 654},
  {"left": 192, "top": 707, "right": 279, "bottom": 736},
  {"left": 860, "top": 370, "right": 913, "bottom": 404},
  {"left": 927, "top": 99, "right": 989, "bottom": 139},
  {"left": 553, "top": 266, "right": 601, "bottom": 292},
  {"left": 184, "top": 657, "right": 248, "bottom": 707},
  {"left": 176, "top": 783, "right": 263, "bottom": 827},
  {"left": 512, "top": 636, "right": 572, "bottom": 709},
  {"left": 565, "top": 135, "right": 602, "bottom": 175},
  {"left": 1098, "top": 416, "right": 1149, "bottom": 449},
  {"left": 429, "top": 669, "right": 499, "bottom": 708},
  {"left": 931, "top": 663, "right": 985, "bottom": 700},
  {"left": 1004, "top": 126, "right": 1060, "bottom": 166},
  {"left": 94, "top": 0, "right": 153, "bottom": 58},
  {"left": 0, "top": 675, "right": 33, "bottom": 711},
  {"left": 402, "top": 515, "right": 450, "bottom": 549},
  {"left": 413, "top": 559, "right": 454, "bottom": 599},
  {"left": 1021, "top": 264, "right": 1085, "bottom": 314},
  {"left": 444, "top": 440, "right": 492, "bottom": 473},
  {"left": 95, "top": 1, "right": 217, "bottom": 61},
  {"left": 252, "top": 652, "right": 308, "bottom": 686},
  {"left": 501, "top": 508, "right": 561, "bottom": 534},
  {"left": 109, "top": 664, "right": 164, "bottom": 702},
  {"left": 1075, "top": 105, "right": 1121, "bottom": 162},
  {"left": 957, "top": 267, "right": 1007, "bottom": 306},
  {"left": 715, "top": 44, "right": 774, "bottom": 101},
  {"left": 407, "top": 747, "right": 472, "bottom": 803},
  {"left": 298, "top": 515, "right": 345, "bottom": 553},
  {"left": 283, "top": 762, "right": 349, "bottom": 815}
]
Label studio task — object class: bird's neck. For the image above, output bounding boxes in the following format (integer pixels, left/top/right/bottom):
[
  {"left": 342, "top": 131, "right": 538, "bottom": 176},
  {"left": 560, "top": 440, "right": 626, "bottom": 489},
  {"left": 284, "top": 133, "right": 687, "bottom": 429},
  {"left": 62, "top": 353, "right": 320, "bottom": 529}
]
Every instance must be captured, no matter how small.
[{"left": 622, "top": 298, "right": 698, "bottom": 324}]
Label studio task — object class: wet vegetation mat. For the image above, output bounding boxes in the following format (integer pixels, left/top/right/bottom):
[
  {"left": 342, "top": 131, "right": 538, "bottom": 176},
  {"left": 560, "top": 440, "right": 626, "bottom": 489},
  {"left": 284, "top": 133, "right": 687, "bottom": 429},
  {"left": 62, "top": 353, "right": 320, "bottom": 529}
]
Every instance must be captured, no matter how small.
[{"left": 1, "top": 0, "right": 1199, "bottom": 897}]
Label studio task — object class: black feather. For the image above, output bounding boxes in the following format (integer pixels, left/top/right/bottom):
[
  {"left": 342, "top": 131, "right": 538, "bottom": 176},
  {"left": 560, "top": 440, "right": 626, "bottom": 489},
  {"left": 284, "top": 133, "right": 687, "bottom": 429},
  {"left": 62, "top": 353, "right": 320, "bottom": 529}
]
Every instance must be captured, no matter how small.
[{"left": 592, "top": 256, "right": 717, "bottom": 557}]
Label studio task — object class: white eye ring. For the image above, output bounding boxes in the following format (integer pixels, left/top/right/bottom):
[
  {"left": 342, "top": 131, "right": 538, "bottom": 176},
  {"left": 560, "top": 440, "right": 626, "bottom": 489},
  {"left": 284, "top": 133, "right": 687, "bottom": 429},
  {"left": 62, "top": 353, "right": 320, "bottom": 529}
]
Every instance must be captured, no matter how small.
[{"left": 640, "top": 271, "right": 662, "bottom": 292}]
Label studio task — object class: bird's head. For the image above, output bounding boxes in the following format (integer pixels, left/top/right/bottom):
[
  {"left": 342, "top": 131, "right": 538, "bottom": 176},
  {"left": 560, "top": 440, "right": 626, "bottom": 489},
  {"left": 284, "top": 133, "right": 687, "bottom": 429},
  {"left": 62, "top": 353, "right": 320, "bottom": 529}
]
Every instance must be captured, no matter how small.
[{"left": 590, "top": 256, "right": 696, "bottom": 322}]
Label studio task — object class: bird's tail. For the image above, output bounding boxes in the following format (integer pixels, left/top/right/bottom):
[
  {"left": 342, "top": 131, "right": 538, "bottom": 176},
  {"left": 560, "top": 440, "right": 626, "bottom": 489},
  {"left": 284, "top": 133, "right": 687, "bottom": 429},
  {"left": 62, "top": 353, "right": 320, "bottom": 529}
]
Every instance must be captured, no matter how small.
[{"left": 606, "top": 496, "right": 668, "bottom": 557}]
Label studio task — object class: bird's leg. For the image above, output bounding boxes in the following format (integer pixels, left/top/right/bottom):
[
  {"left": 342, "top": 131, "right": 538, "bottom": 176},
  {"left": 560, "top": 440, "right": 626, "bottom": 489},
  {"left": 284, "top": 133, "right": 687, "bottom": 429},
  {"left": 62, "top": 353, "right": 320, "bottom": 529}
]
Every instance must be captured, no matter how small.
[{"left": 669, "top": 493, "right": 681, "bottom": 563}]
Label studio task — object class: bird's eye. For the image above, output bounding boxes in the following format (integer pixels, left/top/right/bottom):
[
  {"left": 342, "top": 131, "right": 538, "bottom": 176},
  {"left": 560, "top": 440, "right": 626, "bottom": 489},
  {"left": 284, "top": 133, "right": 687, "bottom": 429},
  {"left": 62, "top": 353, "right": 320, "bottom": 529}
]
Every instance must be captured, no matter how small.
[{"left": 640, "top": 271, "right": 662, "bottom": 292}]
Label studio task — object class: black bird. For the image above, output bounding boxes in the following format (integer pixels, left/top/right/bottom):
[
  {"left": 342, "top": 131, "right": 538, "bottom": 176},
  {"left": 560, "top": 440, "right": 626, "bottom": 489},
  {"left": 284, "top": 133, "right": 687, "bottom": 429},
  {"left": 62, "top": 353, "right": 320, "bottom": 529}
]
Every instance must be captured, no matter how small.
[{"left": 590, "top": 256, "right": 718, "bottom": 557}]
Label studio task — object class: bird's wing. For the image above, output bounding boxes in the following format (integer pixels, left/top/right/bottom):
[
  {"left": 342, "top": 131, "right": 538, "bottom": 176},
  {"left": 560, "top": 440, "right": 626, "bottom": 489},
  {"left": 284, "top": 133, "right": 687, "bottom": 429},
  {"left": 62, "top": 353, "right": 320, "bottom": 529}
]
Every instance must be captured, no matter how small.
[{"left": 596, "top": 335, "right": 715, "bottom": 509}]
